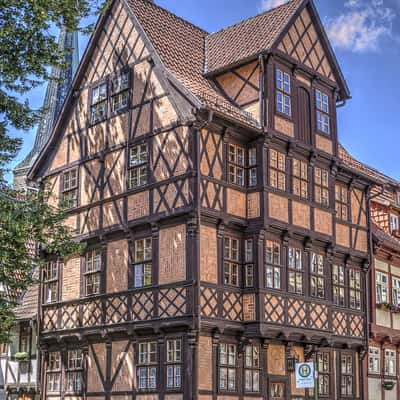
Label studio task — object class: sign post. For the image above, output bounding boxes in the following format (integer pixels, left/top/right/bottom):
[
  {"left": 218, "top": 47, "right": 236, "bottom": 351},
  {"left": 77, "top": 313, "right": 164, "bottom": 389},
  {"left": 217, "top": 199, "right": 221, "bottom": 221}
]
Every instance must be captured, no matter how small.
[{"left": 295, "top": 362, "right": 317, "bottom": 399}]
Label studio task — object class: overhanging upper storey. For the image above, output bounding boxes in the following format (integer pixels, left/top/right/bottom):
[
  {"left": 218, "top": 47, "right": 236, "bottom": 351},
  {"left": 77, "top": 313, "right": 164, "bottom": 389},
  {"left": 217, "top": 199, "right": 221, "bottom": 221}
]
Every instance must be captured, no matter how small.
[{"left": 205, "top": 0, "right": 350, "bottom": 101}]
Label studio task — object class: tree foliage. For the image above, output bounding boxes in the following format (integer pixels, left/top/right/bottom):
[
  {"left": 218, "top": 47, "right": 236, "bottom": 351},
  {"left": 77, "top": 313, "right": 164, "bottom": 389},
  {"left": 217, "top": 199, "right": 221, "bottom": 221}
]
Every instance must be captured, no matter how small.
[{"left": 0, "top": 0, "right": 110, "bottom": 341}]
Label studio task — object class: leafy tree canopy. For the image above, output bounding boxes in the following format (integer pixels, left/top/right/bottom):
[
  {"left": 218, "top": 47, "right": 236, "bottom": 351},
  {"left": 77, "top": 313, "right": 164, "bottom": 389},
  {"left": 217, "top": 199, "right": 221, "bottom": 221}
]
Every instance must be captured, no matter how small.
[{"left": 0, "top": 0, "right": 109, "bottom": 341}]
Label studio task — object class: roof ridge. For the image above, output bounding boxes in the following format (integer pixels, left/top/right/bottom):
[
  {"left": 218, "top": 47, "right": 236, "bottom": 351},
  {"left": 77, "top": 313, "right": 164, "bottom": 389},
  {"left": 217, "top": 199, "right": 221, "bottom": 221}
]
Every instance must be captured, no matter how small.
[
  {"left": 207, "top": 0, "right": 301, "bottom": 38},
  {"left": 133, "top": 0, "right": 209, "bottom": 34}
]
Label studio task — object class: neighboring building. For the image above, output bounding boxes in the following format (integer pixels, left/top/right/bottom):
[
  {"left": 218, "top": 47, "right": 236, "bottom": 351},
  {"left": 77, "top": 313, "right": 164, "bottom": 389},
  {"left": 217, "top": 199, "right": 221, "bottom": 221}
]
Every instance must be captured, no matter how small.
[
  {"left": 13, "top": 28, "right": 79, "bottom": 191},
  {"left": 28, "top": 0, "right": 378, "bottom": 399},
  {"left": 0, "top": 285, "right": 40, "bottom": 400},
  {"left": 341, "top": 151, "right": 400, "bottom": 400}
]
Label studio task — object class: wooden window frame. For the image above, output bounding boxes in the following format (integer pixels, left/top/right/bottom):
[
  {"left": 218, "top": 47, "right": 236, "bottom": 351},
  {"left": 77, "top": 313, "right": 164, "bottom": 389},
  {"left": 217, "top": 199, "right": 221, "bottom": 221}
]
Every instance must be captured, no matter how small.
[
  {"left": 275, "top": 69, "right": 291, "bottom": 117},
  {"left": 111, "top": 71, "right": 130, "bottom": 114},
  {"left": 90, "top": 81, "right": 108, "bottom": 124},
  {"left": 137, "top": 341, "right": 157, "bottom": 391},
  {"left": 288, "top": 247, "right": 303, "bottom": 295},
  {"left": 316, "top": 89, "right": 330, "bottom": 135},
  {"left": 128, "top": 142, "right": 149, "bottom": 190},
  {"left": 228, "top": 144, "right": 245, "bottom": 187},
  {"left": 244, "top": 344, "right": 260, "bottom": 393},
  {"left": 310, "top": 253, "right": 325, "bottom": 299},
  {"left": 46, "top": 352, "right": 61, "bottom": 394},
  {"left": 224, "top": 237, "right": 240, "bottom": 287},
  {"left": 349, "top": 268, "right": 361, "bottom": 310},
  {"left": 43, "top": 260, "right": 61, "bottom": 304},
  {"left": 84, "top": 249, "right": 102, "bottom": 297},
  {"left": 384, "top": 349, "right": 396, "bottom": 376},
  {"left": 292, "top": 158, "right": 308, "bottom": 199},
  {"left": 248, "top": 147, "right": 258, "bottom": 187},
  {"left": 314, "top": 167, "right": 329, "bottom": 207},
  {"left": 265, "top": 240, "right": 281, "bottom": 290},
  {"left": 133, "top": 237, "right": 152, "bottom": 288},
  {"left": 218, "top": 343, "right": 237, "bottom": 392},
  {"left": 19, "top": 323, "right": 30, "bottom": 353},
  {"left": 390, "top": 213, "right": 399, "bottom": 233},
  {"left": 332, "top": 264, "right": 345, "bottom": 307},
  {"left": 340, "top": 353, "right": 354, "bottom": 397},
  {"left": 335, "top": 184, "right": 349, "bottom": 221},
  {"left": 368, "top": 347, "right": 380, "bottom": 374},
  {"left": 317, "top": 351, "right": 330, "bottom": 397},
  {"left": 376, "top": 271, "right": 389, "bottom": 304},
  {"left": 393, "top": 276, "right": 400, "bottom": 306},
  {"left": 61, "top": 168, "right": 79, "bottom": 209},
  {"left": 166, "top": 338, "right": 182, "bottom": 390},
  {"left": 244, "top": 239, "right": 254, "bottom": 288},
  {"left": 65, "top": 350, "right": 83, "bottom": 395},
  {"left": 269, "top": 149, "right": 286, "bottom": 191}
]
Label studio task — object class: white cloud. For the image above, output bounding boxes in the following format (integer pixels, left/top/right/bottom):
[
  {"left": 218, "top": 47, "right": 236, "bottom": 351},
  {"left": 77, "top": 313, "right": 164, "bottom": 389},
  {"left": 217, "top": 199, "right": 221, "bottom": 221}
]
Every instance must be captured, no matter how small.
[
  {"left": 326, "top": 0, "right": 396, "bottom": 52},
  {"left": 260, "top": 0, "right": 289, "bottom": 12}
]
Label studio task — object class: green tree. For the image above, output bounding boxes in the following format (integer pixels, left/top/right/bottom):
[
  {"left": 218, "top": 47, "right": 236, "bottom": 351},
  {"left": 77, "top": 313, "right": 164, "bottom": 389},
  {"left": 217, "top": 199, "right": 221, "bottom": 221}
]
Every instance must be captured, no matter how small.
[{"left": 0, "top": 0, "right": 108, "bottom": 341}]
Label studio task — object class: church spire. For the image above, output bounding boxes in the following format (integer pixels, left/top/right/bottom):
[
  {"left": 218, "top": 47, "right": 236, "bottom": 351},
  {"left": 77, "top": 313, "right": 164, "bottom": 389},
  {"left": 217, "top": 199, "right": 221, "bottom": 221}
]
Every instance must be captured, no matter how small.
[{"left": 13, "top": 28, "right": 79, "bottom": 190}]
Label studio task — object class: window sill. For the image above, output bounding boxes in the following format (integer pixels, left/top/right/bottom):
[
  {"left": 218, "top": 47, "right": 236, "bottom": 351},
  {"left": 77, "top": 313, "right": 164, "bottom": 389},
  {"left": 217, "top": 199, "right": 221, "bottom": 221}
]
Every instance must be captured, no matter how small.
[{"left": 275, "top": 110, "right": 293, "bottom": 122}]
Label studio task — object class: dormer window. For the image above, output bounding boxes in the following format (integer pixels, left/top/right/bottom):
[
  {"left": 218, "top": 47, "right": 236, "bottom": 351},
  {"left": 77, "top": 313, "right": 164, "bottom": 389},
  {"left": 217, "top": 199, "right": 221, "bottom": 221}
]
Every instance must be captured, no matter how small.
[
  {"left": 276, "top": 70, "right": 291, "bottom": 117},
  {"left": 316, "top": 90, "right": 330, "bottom": 134},
  {"left": 112, "top": 72, "right": 129, "bottom": 112},
  {"left": 91, "top": 82, "right": 107, "bottom": 124}
]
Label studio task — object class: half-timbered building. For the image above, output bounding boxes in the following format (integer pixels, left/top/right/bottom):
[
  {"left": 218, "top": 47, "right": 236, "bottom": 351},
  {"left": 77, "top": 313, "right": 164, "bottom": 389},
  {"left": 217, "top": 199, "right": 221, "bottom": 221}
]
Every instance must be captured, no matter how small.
[
  {"left": 28, "top": 0, "right": 378, "bottom": 399},
  {"left": 340, "top": 151, "right": 400, "bottom": 400}
]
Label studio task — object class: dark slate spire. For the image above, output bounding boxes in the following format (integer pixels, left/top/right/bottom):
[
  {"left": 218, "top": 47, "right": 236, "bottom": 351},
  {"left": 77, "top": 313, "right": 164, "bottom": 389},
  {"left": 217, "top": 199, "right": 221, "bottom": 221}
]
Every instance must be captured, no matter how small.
[{"left": 13, "top": 28, "right": 79, "bottom": 190}]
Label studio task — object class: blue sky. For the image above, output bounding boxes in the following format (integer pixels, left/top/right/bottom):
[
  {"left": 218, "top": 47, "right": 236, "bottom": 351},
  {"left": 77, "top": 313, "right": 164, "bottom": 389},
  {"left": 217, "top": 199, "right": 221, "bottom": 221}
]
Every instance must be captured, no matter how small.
[{"left": 6, "top": 0, "right": 400, "bottom": 182}]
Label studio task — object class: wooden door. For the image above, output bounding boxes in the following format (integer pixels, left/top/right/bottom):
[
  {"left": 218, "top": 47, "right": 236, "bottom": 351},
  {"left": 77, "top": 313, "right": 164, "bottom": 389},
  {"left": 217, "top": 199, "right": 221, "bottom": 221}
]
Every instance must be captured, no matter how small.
[{"left": 297, "top": 87, "right": 312, "bottom": 144}]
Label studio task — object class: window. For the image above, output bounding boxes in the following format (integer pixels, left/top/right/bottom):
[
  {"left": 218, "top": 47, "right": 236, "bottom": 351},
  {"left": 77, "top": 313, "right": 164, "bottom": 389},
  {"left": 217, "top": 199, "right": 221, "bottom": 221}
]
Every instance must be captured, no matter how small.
[
  {"left": 111, "top": 72, "right": 129, "bottom": 112},
  {"left": 19, "top": 324, "right": 29, "bottom": 353},
  {"left": 335, "top": 185, "right": 348, "bottom": 221},
  {"left": 43, "top": 261, "right": 60, "bottom": 304},
  {"left": 368, "top": 347, "right": 380, "bottom": 374},
  {"left": 393, "top": 277, "right": 400, "bottom": 306},
  {"left": 385, "top": 349, "right": 396, "bottom": 376},
  {"left": 376, "top": 272, "right": 389, "bottom": 304},
  {"left": 244, "top": 345, "right": 260, "bottom": 393},
  {"left": 310, "top": 253, "right": 325, "bottom": 298},
  {"left": 224, "top": 237, "right": 240, "bottom": 286},
  {"left": 91, "top": 82, "right": 107, "bottom": 123},
  {"left": 276, "top": 69, "right": 291, "bottom": 116},
  {"left": 340, "top": 354, "right": 353, "bottom": 396},
  {"left": 317, "top": 352, "right": 330, "bottom": 396},
  {"left": 332, "top": 265, "right": 345, "bottom": 307},
  {"left": 166, "top": 339, "right": 182, "bottom": 389},
  {"left": 62, "top": 169, "right": 78, "bottom": 209},
  {"left": 316, "top": 90, "right": 330, "bottom": 134},
  {"left": 245, "top": 239, "right": 254, "bottom": 288},
  {"left": 314, "top": 167, "right": 329, "bottom": 206},
  {"left": 248, "top": 148, "right": 257, "bottom": 187},
  {"left": 269, "top": 149, "right": 286, "bottom": 191},
  {"left": 390, "top": 214, "right": 399, "bottom": 233},
  {"left": 134, "top": 238, "right": 152, "bottom": 288},
  {"left": 128, "top": 143, "right": 148, "bottom": 189},
  {"left": 292, "top": 159, "right": 308, "bottom": 199},
  {"left": 46, "top": 352, "right": 61, "bottom": 393},
  {"left": 288, "top": 247, "right": 303, "bottom": 295},
  {"left": 349, "top": 269, "right": 361, "bottom": 310},
  {"left": 66, "top": 350, "right": 83, "bottom": 393},
  {"left": 266, "top": 241, "right": 281, "bottom": 289},
  {"left": 228, "top": 144, "right": 245, "bottom": 186},
  {"left": 85, "top": 249, "right": 102, "bottom": 296},
  {"left": 219, "top": 344, "right": 237, "bottom": 391},
  {"left": 138, "top": 342, "right": 157, "bottom": 390}
]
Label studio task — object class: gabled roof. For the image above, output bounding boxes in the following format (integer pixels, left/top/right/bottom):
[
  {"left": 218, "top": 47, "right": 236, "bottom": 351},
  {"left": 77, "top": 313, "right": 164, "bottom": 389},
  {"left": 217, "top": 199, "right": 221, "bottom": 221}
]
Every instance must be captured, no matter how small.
[
  {"left": 14, "top": 284, "right": 39, "bottom": 321},
  {"left": 127, "top": 0, "right": 260, "bottom": 128},
  {"left": 205, "top": 0, "right": 303, "bottom": 74}
]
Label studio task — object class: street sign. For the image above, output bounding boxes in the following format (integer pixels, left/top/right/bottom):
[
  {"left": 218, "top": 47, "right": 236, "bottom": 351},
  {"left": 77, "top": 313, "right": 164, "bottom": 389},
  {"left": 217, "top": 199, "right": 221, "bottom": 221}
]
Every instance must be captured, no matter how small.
[{"left": 295, "top": 362, "right": 315, "bottom": 389}]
